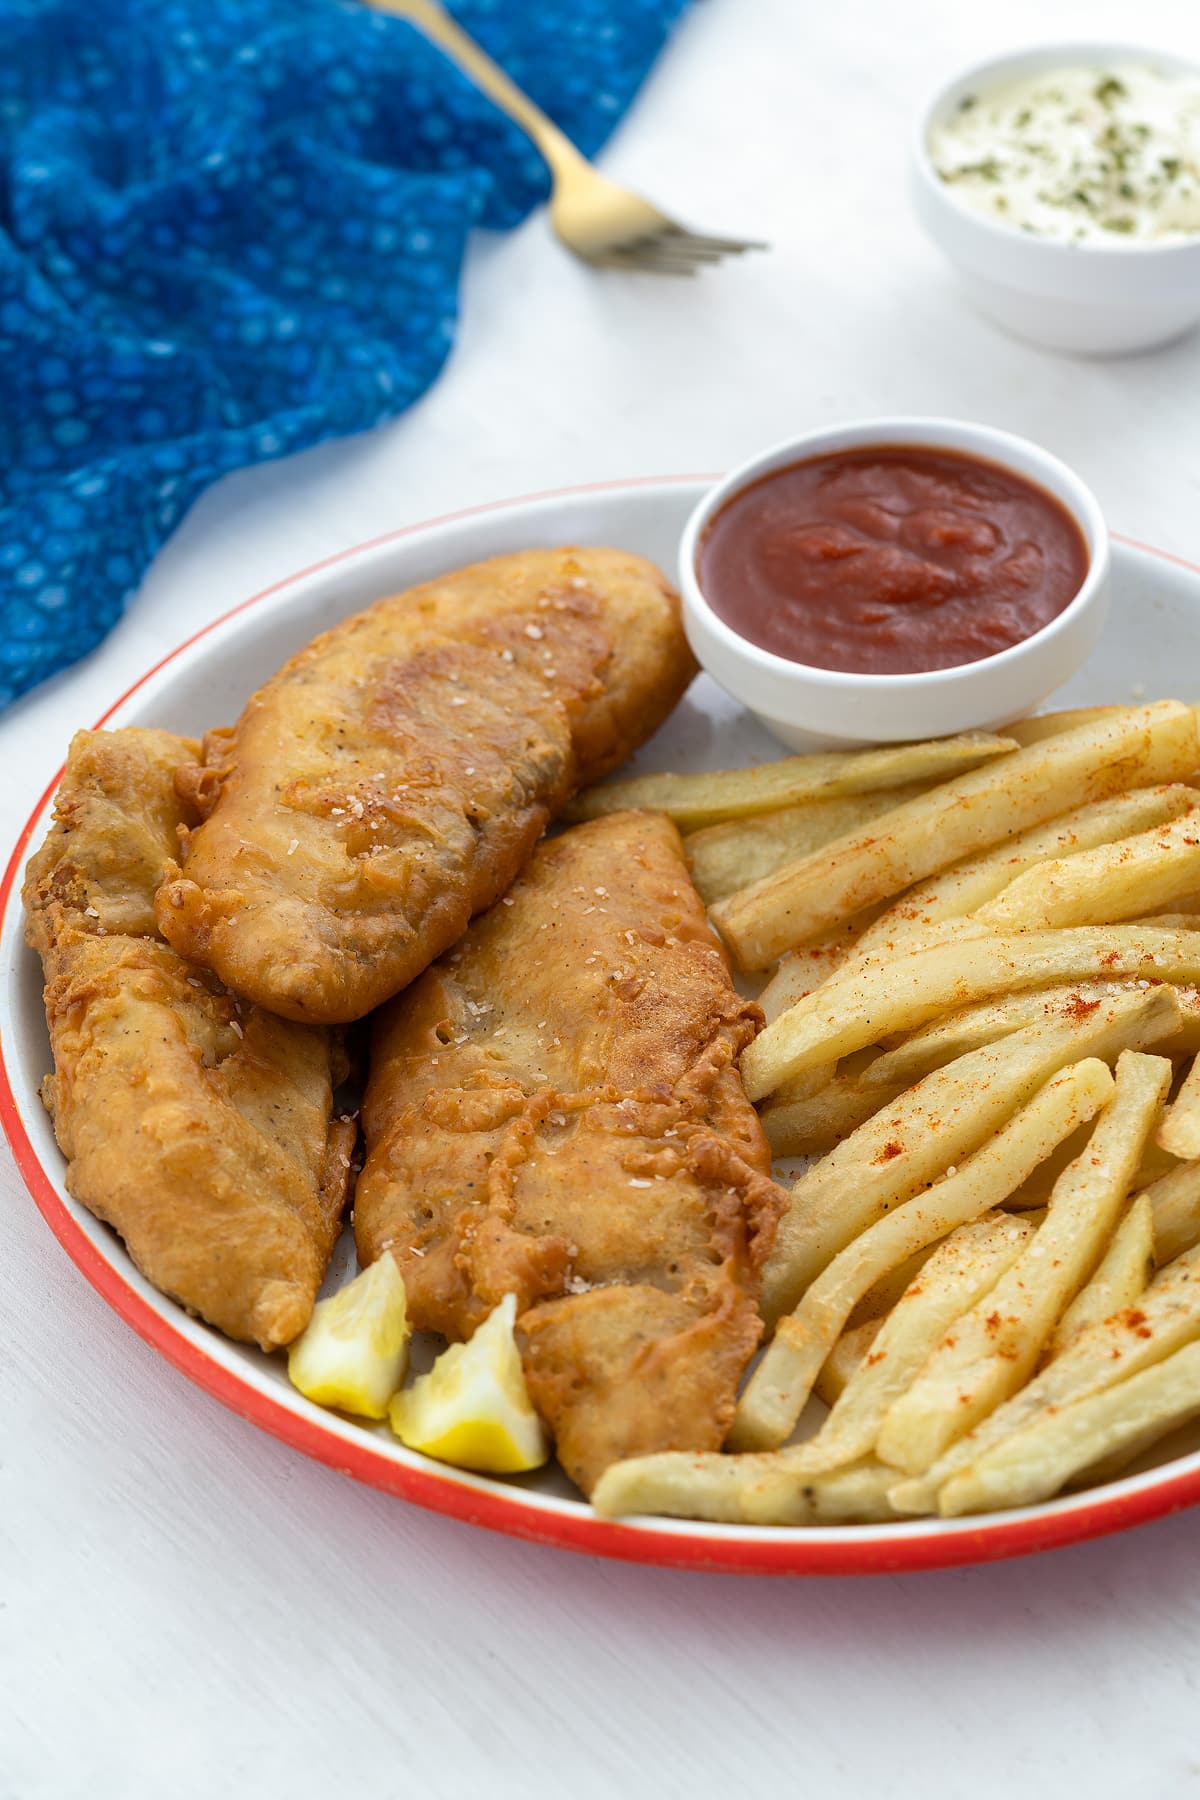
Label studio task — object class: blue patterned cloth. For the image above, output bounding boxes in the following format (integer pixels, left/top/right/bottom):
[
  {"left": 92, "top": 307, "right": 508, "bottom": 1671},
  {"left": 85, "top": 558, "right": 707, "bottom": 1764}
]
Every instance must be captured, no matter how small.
[{"left": 0, "top": 0, "right": 690, "bottom": 708}]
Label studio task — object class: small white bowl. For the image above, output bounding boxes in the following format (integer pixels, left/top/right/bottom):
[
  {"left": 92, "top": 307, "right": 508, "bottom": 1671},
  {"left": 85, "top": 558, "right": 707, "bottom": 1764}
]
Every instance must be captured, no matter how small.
[
  {"left": 912, "top": 43, "right": 1200, "bottom": 355},
  {"left": 677, "top": 417, "right": 1110, "bottom": 752}
]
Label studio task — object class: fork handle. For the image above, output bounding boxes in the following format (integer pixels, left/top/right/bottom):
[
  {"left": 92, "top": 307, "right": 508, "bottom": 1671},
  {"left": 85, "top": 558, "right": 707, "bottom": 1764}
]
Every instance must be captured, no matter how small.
[{"left": 375, "top": 0, "right": 586, "bottom": 178}]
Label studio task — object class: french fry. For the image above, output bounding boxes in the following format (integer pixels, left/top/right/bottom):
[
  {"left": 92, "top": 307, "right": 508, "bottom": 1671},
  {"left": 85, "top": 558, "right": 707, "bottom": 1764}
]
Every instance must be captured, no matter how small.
[
  {"left": 937, "top": 1338, "right": 1200, "bottom": 1516},
  {"left": 712, "top": 704, "right": 1199, "bottom": 970},
  {"left": 761, "top": 1071, "right": 908, "bottom": 1158},
  {"left": 855, "top": 786, "right": 1198, "bottom": 956},
  {"left": 1158, "top": 1052, "right": 1200, "bottom": 1160},
  {"left": 1004, "top": 1120, "right": 1096, "bottom": 1211},
  {"left": 741, "top": 926, "right": 1199, "bottom": 1102},
  {"left": 766, "top": 1062, "right": 839, "bottom": 1105},
  {"left": 1072, "top": 1356, "right": 1200, "bottom": 1486},
  {"left": 1142, "top": 1159, "right": 1200, "bottom": 1263},
  {"left": 814, "top": 1317, "right": 884, "bottom": 1407},
  {"left": 566, "top": 732, "right": 1019, "bottom": 830},
  {"left": 1006, "top": 1104, "right": 1186, "bottom": 1215},
  {"left": 1132, "top": 1141, "right": 1182, "bottom": 1191},
  {"left": 761, "top": 916, "right": 982, "bottom": 1023},
  {"left": 761, "top": 984, "right": 1180, "bottom": 1324},
  {"left": 757, "top": 938, "right": 862, "bottom": 1022},
  {"left": 798, "top": 1213, "right": 1036, "bottom": 1475},
  {"left": 1129, "top": 893, "right": 1200, "bottom": 929},
  {"left": 874, "top": 1051, "right": 1171, "bottom": 1476},
  {"left": 1152, "top": 891, "right": 1200, "bottom": 912},
  {"left": 893, "top": 980, "right": 1200, "bottom": 1105},
  {"left": 847, "top": 1243, "right": 943, "bottom": 1327},
  {"left": 865, "top": 981, "right": 1141, "bottom": 1089},
  {"left": 729, "top": 1059, "right": 1114, "bottom": 1452},
  {"left": 888, "top": 1241, "right": 1200, "bottom": 1514},
  {"left": 852, "top": 1232, "right": 1023, "bottom": 1342},
  {"left": 591, "top": 1450, "right": 901, "bottom": 1525},
  {"left": 1157, "top": 889, "right": 1200, "bottom": 913},
  {"left": 1004, "top": 706, "right": 1124, "bottom": 746},
  {"left": 1121, "top": 984, "right": 1200, "bottom": 1058},
  {"left": 886, "top": 983, "right": 1200, "bottom": 1072},
  {"left": 684, "top": 788, "right": 927, "bottom": 905},
  {"left": 976, "top": 808, "right": 1200, "bottom": 933},
  {"left": 1048, "top": 1192, "right": 1155, "bottom": 1360},
  {"left": 1011, "top": 1083, "right": 1179, "bottom": 1212}
]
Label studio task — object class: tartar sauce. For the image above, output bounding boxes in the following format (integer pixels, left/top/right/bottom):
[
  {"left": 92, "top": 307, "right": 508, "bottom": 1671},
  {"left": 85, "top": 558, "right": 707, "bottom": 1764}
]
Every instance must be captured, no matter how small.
[{"left": 929, "top": 63, "right": 1200, "bottom": 245}]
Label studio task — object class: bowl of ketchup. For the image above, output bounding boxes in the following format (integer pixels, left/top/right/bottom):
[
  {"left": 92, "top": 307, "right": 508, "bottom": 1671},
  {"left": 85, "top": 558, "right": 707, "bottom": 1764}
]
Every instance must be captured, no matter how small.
[{"left": 679, "top": 418, "right": 1109, "bottom": 749}]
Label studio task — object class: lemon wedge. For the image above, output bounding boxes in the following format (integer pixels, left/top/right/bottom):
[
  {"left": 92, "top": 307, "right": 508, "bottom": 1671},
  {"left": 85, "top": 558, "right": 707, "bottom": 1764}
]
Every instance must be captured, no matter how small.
[
  {"left": 287, "top": 1254, "right": 410, "bottom": 1419},
  {"left": 389, "top": 1293, "right": 550, "bottom": 1474}
]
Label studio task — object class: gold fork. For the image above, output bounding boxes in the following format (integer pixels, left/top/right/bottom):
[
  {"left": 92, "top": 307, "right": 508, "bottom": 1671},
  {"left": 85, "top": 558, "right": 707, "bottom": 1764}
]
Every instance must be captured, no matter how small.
[{"left": 374, "top": 0, "right": 766, "bottom": 274}]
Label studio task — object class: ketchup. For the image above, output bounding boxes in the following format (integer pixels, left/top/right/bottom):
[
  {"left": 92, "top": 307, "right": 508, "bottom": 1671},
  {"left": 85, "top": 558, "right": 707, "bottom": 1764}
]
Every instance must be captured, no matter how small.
[{"left": 698, "top": 446, "right": 1090, "bottom": 675}]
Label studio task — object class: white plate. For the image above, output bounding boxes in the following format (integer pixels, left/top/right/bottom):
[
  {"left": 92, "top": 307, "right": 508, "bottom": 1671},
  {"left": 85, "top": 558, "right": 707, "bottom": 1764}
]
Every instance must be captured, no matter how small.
[{"left": 4, "top": 476, "right": 1200, "bottom": 1576}]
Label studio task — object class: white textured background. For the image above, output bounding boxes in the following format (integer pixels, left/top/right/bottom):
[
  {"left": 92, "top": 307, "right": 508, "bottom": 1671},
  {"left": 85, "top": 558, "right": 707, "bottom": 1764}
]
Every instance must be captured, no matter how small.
[{"left": 3, "top": 2, "right": 1200, "bottom": 1796}]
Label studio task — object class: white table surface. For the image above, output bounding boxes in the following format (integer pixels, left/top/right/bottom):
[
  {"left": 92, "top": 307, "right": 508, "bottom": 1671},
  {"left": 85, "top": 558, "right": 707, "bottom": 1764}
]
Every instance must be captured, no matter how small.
[{"left": 5, "top": 2, "right": 1200, "bottom": 1795}]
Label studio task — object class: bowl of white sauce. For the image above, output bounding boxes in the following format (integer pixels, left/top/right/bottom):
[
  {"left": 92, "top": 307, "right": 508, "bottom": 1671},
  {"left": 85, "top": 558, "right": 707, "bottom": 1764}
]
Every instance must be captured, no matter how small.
[{"left": 912, "top": 44, "right": 1200, "bottom": 354}]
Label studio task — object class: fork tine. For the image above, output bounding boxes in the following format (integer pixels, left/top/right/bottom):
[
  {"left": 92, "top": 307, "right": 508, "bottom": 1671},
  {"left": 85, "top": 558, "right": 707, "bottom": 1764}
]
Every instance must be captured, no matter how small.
[
  {"left": 625, "top": 248, "right": 724, "bottom": 269},
  {"left": 621, "top": 227, "right": 751, "bottom": 262},
  {"left": 659, "top": 227, "right": 768, "bottom": 255},
  {"left": 595, "top": 250, "right": 700, "bottom": 277},
  {"left": 624, "top": 237, "right": 729, "bottom": 267},
  {"left": 670, "top": 237, "right": 762, "bottom": 258},
  {"left": 646, "top": 238, "right": 728, "bottom": 264},
  {"left": 603, "top": 234, "right": 726, "bottom": 270}
]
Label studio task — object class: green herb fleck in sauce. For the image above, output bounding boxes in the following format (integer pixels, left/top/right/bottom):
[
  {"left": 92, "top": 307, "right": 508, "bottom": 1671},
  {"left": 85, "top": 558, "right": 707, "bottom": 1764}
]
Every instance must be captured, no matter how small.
[{"left": 929, "top": 62, "right": 1200, "bottom": 245}]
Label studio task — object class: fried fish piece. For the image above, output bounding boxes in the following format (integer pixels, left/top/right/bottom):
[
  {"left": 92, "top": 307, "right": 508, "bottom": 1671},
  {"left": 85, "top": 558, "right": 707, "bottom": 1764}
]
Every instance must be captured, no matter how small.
[
  {"left": 155, "top": 548, "right": 696, "bottom": 1024},
  {"left": 355, "top": 811, "right": 784, "bottom": 1495},
  {"left": 24, "top": 728, "right": 355, "bottom": 1351}
]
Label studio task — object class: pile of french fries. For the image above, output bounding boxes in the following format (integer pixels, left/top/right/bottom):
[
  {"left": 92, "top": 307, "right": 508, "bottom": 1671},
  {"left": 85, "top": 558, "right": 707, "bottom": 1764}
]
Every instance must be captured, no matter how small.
[{"left": 577, "top": 702, "right": 1200, "bottom": 1525}]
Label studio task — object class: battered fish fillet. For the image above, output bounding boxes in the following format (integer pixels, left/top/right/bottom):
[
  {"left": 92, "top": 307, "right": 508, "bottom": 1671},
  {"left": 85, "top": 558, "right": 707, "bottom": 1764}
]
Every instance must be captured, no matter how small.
[
  {"left": 24, "top": 729, "right": 355, "bottom": 1351},
  {"left": 155, "top": 548, "right": 695, "bottom": 1024},
  {"left": 355, "top": 811, "right": 784, "bottom": 1496}
]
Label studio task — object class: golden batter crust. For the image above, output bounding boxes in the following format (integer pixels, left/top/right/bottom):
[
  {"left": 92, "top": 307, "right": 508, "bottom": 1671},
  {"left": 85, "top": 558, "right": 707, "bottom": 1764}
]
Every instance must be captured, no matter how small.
[
  {"left": 24, "top": 728, "right": 353, "bottom": 1351},
  {"left": 155, "top": 548, "right": 695, "bottom": 1024},
  {"left": 355, "top": 811, "right": 783, "bottom": 1494}
]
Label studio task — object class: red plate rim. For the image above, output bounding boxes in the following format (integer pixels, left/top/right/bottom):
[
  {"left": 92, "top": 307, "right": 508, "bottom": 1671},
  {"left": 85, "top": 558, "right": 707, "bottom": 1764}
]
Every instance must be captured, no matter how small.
[{"left": 5, "top": 474, "right": 1200, "bottom": 1576}]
